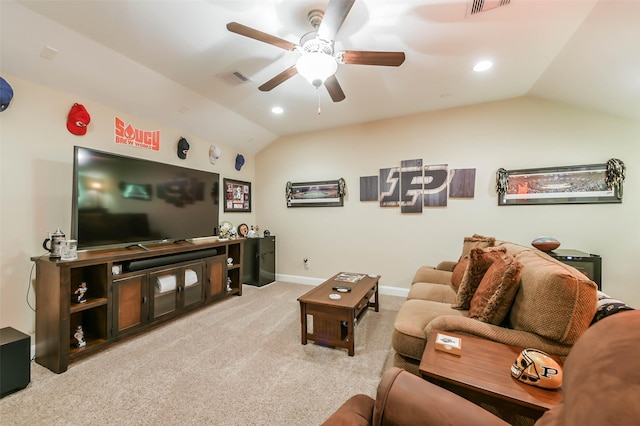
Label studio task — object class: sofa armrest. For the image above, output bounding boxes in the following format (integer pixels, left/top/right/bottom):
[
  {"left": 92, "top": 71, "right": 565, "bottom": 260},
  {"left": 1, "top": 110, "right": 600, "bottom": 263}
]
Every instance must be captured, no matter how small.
[
  {"left": 436, "top": 260, "right": 458, "bottom": 272},
  {"left": 321, "top": 394, "right": 374, "bottom": 426},
  {"left": 372, "top": 367, "right": 509, "bottom": 426},
  {"left": 412, "top": 266, "right": 453, "bottom": 286},
  {"left": 426, "top": 316, "right": 574, "bottom": 357}
]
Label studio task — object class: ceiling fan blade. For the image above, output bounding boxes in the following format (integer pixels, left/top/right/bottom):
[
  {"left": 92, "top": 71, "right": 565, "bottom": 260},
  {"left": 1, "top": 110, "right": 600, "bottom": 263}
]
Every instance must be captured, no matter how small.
[
  {"left": 226, "top": 22, "right": 296, "bottom": 51},
  {"left": 341, "top": 51, "right": 406, "bottom": 67},
  {"left": 324, "top": 75, "right": 346, "bottom": 102},
  {"left": 258, "top": 65, "right": 299, "bottom": 92},
  {"left": 317, "top": 0, "right": 355, "bottom": 41}
]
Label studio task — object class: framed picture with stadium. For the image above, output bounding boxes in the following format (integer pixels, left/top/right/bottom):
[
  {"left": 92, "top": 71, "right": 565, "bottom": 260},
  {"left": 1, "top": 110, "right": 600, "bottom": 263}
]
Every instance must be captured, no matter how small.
[
  {"left": 497, "top": 163, "right": 622, "bottom": 205},
  {"left": 286, "top": 179, "right": 345, "bottom": 207}
]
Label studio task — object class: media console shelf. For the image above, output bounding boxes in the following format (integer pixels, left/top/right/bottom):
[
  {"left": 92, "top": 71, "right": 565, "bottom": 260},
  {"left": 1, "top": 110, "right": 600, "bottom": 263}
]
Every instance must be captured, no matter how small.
[{"left": 33, "top": 238, "right": 243, "bottom": 373}]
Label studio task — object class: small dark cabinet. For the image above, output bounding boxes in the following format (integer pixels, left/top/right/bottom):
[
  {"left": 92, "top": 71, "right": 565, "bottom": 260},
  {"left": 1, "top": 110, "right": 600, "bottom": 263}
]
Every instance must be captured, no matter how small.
[
  {"left": 549, "top": 249, "right": 602, "bottom": 290},
  {"left": 243, "top": 236, "right": 276, "bottom": 287},
  {"left": 1, "top": 327, "right": 31, "bottom": 398}
]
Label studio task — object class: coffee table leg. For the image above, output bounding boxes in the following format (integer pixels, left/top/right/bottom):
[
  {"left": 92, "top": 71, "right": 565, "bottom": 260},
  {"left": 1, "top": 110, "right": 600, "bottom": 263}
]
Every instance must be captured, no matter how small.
[
  {"left": 374, "top": 282, "right": 379, "bottom": 312},
  {"left": 348, "top": 314, "right": 355, "bottom": 356},
  {"left": 300, "top": 302, "right": 307, "bottom": 345}
]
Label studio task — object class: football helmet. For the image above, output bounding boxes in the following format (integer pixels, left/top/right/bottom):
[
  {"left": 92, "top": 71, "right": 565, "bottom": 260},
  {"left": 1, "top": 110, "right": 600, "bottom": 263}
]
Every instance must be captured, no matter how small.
[{"left": 511, "top": 348, "right": 563, "bottom": 389}]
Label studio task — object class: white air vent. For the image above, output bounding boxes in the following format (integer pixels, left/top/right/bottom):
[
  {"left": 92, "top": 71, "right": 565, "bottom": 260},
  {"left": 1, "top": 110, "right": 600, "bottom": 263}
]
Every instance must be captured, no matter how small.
[
  {"left": 40, "top": 46, "right": 59, "bottom": 60},
  {"left": 469, "top": 0, "right": 511, "bottom": 15},
  {"left": 217, "top": 70, "right": 252, "bottom": 86}
]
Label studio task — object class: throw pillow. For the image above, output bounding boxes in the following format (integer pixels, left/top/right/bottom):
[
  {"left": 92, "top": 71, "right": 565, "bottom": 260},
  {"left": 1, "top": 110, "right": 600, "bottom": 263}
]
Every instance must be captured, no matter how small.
[
  {"left": 591, "top": 291, "right": 634, "bottom": 324},
  {"left": 468, "top": 255, "right": 524, "bottom": 325},
  {"left": 451, "top": 256, "right": 469, "bottom": 292},
  {"left": 460, "top": 234, "right": 496, "bottom": 258},
  {"left": 452, "top": 246, "right": 507, "bottom": 310}
]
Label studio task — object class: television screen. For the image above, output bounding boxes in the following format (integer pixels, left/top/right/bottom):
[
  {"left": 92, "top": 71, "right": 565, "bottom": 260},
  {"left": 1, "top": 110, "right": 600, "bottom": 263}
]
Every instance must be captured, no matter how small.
[{"left": 72, "top": 146, "right": 219, "bottom": 249}]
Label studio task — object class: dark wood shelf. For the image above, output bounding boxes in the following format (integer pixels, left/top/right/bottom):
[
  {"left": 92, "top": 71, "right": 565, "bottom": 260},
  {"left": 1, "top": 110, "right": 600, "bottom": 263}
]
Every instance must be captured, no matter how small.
[
  {"left": 70, "top": 298, "right": 108, "bottom": 313},
  {"left": 69, "top": 338, "right": 107, "bottom": 356}
]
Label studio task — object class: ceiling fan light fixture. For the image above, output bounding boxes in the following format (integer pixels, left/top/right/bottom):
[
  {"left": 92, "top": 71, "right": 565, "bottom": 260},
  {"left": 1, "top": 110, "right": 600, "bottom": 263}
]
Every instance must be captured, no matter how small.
[{"left": 296, "top": 52, "right": 338, "bottom": 87}]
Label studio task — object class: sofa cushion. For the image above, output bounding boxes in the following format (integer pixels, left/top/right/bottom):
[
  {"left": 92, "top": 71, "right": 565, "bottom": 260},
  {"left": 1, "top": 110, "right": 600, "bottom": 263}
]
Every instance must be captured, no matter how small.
[
  {"left": 460, "top": 234, "right": 496, "bottom": 258},
  {"left": 468, "top": 255, "right": 523, "bottom": 325},
  {"left": 508, "top": 249, "right": 597, "bottom": 345},
  {"left": 392, "top": 299, "right": 467, "bottom": 361},
  {"left": 408, "top": 282, "right": 457, "bottom": 303},
  {"left": 450, "top": 256, "right": 469, "bottom": 292},
  {"left": 452, "top": 246, "right": 507, "bottom": 310}
]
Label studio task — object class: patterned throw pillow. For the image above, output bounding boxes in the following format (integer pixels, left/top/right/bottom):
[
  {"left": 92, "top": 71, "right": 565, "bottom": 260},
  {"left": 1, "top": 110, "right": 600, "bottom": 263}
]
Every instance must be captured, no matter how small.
[
  {"left": 452, "top": 246, "right": 507, "bottom": 310},
  {"left": 460, "top": 234, "right": 496, "bottom": 259},
  {"left": 451, "top": 256, "right": 469, "bottom": 292},
  {"left": 468, "top": 255, "right": 523, "bottom": 325},
  {"left": 591, "top": 291, "right": 634, "bottom": 324}
]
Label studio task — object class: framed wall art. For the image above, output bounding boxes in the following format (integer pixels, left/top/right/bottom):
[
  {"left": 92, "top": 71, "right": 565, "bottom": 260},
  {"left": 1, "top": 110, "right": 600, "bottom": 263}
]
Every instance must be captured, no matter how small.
[
  {"left": 223, "top": 178, "right": 251, "bottom": 212},
  {"left": 286, "top": 179, "right": 345, "bottom": 207},
  {"left": 497, "top": 163, "right": 622, "bottom": 205}
]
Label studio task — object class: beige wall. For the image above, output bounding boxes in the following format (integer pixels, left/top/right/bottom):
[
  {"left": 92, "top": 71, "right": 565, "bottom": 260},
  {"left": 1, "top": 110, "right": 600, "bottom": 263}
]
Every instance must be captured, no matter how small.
[
  {"left": 2, "top": 76, "right": 639, "bottom": 339},
  {"left": 255, "top": 97, "right": 640, "bottom": 307},
  {"left": 0, "top": 75, "right": 256, "bottom": 334}
]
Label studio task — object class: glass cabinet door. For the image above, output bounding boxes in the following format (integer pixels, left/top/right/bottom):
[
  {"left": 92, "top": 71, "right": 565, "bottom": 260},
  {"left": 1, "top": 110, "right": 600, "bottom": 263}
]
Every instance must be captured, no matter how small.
[
  {"left": 182, "top": 263, "right": 203, "bottom": 307},
  {"left": 150, "top": 268, "right": 179, "bottom": 319}
]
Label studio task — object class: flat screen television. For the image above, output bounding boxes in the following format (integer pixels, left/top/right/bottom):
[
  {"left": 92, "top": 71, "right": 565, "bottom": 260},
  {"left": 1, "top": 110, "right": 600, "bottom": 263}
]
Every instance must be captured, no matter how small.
[{"left": 72, "top": 146, "right": 219, "bottom": 249}]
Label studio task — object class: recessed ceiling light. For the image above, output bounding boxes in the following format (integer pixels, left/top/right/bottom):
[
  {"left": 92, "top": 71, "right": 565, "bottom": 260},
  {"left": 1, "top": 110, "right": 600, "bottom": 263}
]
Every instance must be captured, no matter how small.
[
  {"left": 473, "top": 60, "right": 493, "bottom": 72},
  {"left": 271, "top": 106, "right": 284, "bottom": 114}
]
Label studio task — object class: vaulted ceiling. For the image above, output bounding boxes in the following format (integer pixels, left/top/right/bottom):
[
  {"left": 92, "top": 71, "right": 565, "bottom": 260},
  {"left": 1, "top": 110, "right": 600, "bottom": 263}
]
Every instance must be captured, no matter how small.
[{"left": 2, "top": 0, "right": 639, "bottom": 154}]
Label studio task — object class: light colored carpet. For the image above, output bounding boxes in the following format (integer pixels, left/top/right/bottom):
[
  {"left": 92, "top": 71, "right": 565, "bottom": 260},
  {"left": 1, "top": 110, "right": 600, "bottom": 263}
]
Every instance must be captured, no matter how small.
[{"left": 1, "top": 281, "right": 405, "bottom": 425}]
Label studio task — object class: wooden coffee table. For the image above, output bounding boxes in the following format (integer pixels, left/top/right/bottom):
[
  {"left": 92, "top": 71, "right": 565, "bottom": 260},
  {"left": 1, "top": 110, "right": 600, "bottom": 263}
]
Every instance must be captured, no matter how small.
[
  {"left": 298, "top": 272, "right": 379, "bottom": 356},
  {"left": 419, "top": 330, "right": 563, "bottom": 421}
]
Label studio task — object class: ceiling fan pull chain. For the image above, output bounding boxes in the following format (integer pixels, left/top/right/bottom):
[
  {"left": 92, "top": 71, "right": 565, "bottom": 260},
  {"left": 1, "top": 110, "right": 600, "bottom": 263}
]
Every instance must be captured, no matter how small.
[{"left": 317, "top": 88, "right": 322, "bottom": 115}]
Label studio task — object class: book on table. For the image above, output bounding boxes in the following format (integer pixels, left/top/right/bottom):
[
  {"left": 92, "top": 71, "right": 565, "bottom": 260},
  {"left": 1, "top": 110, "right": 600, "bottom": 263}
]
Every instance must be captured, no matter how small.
[{"left": 335, "top": 273, "right": 365, "bottom": 283}]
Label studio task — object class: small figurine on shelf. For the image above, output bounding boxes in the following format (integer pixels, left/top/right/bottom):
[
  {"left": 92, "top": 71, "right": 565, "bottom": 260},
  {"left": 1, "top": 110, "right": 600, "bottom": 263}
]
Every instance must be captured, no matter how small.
[
  {"left": 226, "top": 277, "right": 232, "bottom": 293},
  {"left": 74, "top": 325, "right": 86, "bottom": 348},
  {"left": 74, "top": 281, "right": 88, "bottom": 303}
]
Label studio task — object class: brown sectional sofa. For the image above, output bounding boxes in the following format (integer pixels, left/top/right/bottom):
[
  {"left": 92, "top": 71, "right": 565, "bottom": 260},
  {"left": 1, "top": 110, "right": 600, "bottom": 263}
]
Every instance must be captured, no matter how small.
[{"left": 392, "top": 237, "right": 598, "bottom": 375}]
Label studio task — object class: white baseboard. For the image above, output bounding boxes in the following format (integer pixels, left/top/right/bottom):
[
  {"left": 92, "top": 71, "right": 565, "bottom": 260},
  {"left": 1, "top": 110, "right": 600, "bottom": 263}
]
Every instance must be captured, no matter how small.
[{"left": 275, "top": 273, "right": 409, "bottom": 298}]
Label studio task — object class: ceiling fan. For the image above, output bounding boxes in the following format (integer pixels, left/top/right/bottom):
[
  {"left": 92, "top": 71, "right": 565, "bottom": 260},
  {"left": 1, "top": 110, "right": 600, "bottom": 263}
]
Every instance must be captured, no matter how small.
[{"left": 226, "top": 0, "right": 405, "bottom": 102}]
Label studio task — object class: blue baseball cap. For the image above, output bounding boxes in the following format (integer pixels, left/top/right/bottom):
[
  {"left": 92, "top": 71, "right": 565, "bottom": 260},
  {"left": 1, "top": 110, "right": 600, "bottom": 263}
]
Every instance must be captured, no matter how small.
[
  {"left": 235, "top": 154, "right": 245, "bottom": 171},
  {"left": 0, "top": 77, "right": 14, "bottom": 112}
]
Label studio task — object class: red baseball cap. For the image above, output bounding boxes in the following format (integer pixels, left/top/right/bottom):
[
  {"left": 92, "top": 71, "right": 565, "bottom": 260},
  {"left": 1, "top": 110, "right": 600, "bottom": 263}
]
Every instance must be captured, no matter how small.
[{"left": 67, "top": 103, "right": 91, "bottom": 135}]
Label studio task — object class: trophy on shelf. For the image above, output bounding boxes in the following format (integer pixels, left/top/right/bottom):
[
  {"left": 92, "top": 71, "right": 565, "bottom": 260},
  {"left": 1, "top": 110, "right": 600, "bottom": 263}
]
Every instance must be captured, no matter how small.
[
  {"left": 74, "top": 281, "right": 88, "bottom": 303},
  {"left": 74, "top": 325, "right": 86, "bottom": 348},
  {"left": 226, "top": 277, "right": 232, "bottom": 293}
]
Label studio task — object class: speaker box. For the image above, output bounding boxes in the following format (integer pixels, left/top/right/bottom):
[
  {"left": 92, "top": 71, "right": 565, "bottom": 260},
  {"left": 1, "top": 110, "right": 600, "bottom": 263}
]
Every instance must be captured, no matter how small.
[{"left": 1, "top": 327, "right": 31, "bottom": 398}]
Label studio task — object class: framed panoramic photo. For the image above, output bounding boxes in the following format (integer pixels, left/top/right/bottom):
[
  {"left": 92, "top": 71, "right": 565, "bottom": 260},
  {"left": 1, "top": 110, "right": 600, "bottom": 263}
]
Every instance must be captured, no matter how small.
[
  {"left": 497, "top": 163, "right": 621, "bottom": 205},
  {"left": 223, "top": 178, "right": 251, "bottom": 212},
  {"left": 286, "top": 179, "right": 344, "bottom": 207}
]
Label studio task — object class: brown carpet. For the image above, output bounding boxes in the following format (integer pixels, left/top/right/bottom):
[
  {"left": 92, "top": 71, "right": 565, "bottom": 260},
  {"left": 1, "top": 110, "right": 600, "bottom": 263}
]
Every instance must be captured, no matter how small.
[{"left": 0, "top": 281, "right": 404, "bottom": 425}]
